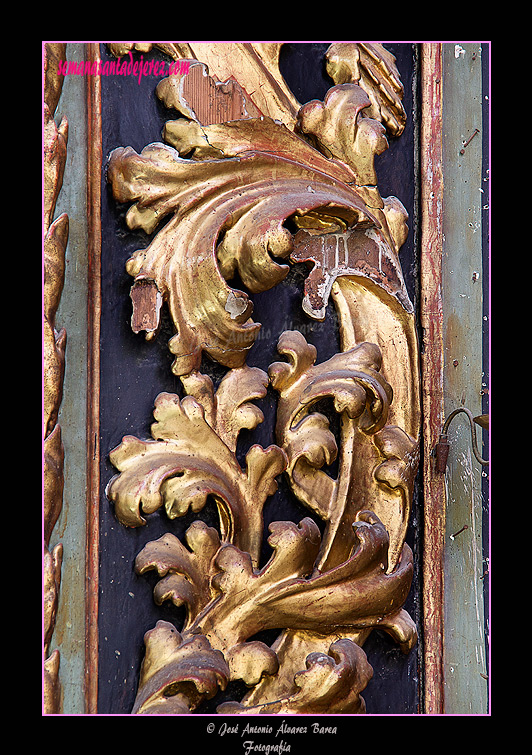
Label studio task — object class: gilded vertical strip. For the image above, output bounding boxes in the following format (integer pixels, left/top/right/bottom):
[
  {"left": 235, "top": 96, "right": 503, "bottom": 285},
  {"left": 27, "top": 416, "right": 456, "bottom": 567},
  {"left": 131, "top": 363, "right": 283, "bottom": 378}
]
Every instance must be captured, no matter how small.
[{"left": 419, "top": 43, "right": 445, "bottom": 715}]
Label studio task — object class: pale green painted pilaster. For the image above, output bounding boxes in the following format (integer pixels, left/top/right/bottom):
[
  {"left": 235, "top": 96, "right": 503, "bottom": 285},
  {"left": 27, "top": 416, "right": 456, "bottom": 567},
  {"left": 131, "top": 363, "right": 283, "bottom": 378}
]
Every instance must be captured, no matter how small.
[
  {"left": 441, "top": 42, "right": 489, "bottom": 714},
  {"left": 48, "top": 42, "right": 89, "bottom": 715}
]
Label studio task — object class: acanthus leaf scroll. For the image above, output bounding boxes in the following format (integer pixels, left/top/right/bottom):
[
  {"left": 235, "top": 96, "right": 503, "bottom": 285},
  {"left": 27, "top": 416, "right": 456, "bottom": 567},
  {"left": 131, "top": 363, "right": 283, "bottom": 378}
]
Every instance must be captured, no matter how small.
[{"left": 106, "top": 42, "right": 420, "bottom": 714}]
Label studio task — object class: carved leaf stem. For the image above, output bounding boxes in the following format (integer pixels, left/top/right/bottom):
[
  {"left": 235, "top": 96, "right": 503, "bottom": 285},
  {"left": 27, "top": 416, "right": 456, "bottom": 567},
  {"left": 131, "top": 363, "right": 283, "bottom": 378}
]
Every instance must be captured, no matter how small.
[{"left": 186, "top": 511, "right": 413, "bottom": 651}]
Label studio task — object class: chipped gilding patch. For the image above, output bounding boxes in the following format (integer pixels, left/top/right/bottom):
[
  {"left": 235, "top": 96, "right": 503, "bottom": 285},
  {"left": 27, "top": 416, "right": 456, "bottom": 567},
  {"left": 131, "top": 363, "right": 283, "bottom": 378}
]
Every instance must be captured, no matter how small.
[
  {"left": 130, "top": 278, "right": 163, "bottom": 334},
  {"left": 225, "top": 290, "right": 248, "bottom": 319}
]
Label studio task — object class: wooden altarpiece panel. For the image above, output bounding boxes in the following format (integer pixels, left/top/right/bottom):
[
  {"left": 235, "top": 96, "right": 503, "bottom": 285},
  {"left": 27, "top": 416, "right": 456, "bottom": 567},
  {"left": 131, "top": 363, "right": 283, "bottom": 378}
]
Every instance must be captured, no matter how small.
[{"left": 44, "top": 41, "right": 487, "bottom": 719}]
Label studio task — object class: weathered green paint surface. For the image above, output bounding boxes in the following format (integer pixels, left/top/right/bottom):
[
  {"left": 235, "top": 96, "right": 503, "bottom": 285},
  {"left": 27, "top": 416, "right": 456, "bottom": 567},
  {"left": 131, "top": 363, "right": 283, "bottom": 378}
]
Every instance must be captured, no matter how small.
[
  {"left": 49, "top": 42, "right": 89, "bottom": 715},
  {"left": 441, "top": 42, "right": 489, "bottom": 714}
]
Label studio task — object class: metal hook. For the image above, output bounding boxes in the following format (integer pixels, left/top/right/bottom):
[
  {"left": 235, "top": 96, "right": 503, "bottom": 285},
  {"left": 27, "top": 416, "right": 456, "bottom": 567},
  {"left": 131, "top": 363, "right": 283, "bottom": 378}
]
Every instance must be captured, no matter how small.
[{"left": 434, "top": 407, "right": 489, "bottom": 473}]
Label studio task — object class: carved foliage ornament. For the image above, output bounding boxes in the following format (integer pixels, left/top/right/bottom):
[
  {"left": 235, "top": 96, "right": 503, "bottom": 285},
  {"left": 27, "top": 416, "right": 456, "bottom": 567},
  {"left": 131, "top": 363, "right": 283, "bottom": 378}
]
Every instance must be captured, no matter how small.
[{"left": 106, "top": 42, "right": 420, "bottom": 714}]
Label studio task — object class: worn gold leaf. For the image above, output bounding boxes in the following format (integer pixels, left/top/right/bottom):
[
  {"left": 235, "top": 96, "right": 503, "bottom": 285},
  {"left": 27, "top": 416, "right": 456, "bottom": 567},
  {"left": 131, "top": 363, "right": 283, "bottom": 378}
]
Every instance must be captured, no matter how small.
[
  {"left": 186, "top": 512, "right": 413, "bottom": 656},
  {"left": 219, "top": 638, "right": 373, "bottom": 714},
  {"left": 298, "top": 84, "right": 388, "bottom": 188},
  {"left": 181, "top": 365, "right": 269, "bottom": 453},
  {"left": 269, "top": 330, "right": 392, "bottom": 549},
  {"left": 107, "top": 119, "right": 377, "bottom": 375},
  {"left": 108, "top": 386, "right": 286, "bottom": 567},
  {"left": 325, "top": 43, "right": 407, "bottom": 136},
  {"left": 132, "top": 621, "right": 229, "bottom": 714},
  {"left": 225, "top": 642, "right": 279, "bottom": 687},
  {"left": 43, "top": 543, "right": 63, "bottom": 656},
  {"left": 43, "top": 44, "right": 68, "bottom": 715},
  {"left": 135, "top": 522, "right": 221, "bottom": 627}
]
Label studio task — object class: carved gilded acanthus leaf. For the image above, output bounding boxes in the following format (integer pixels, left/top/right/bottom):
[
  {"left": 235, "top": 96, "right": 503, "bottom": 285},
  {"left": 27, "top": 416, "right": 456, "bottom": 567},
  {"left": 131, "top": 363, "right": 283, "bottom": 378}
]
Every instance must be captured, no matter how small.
[
  {"left": 298, "top": 84, "right": 388, "bottom": 186},
  {"left": 107, "top": 367, "right": 287, "bottom": 567},
  {"left": 131, "top": 621, "right": 230, "bottom": 714},
  {"left": 188, "top": 511, "right": 413, "bottom": 649},
  {"left": 219, "top": 638, "right": 373, "bottom": 714},
  {"left": 325, "top": 42, "right": 407, "bottom": 137},
  {"left": 107, "top": 120, "right": 377, "bottom": 376},
  {"left": 108, "top": 334, "right": 417, "bottom": 713},
  {"left": 269, "top": 329, "right": 416, "bottom": 573},
  {"left": 134, "top": 523, "right": 222, "bottom": 628}
]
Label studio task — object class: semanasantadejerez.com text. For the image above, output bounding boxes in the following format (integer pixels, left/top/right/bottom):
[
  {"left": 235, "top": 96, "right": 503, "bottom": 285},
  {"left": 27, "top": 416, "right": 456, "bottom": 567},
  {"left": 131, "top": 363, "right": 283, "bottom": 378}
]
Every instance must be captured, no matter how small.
[{"left": 56, "top": 53, "right": 190, "bottom": 84}]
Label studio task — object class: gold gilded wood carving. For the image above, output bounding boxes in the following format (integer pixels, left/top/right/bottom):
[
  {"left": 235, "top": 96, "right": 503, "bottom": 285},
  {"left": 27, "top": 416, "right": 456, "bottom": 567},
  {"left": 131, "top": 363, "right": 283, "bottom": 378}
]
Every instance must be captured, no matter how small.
[
  {"left": 43, "top": 42, "right": 68, "bottom": 714},
  {"left": 106, "top": 42, "right": 420, "bottom": 714}
]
